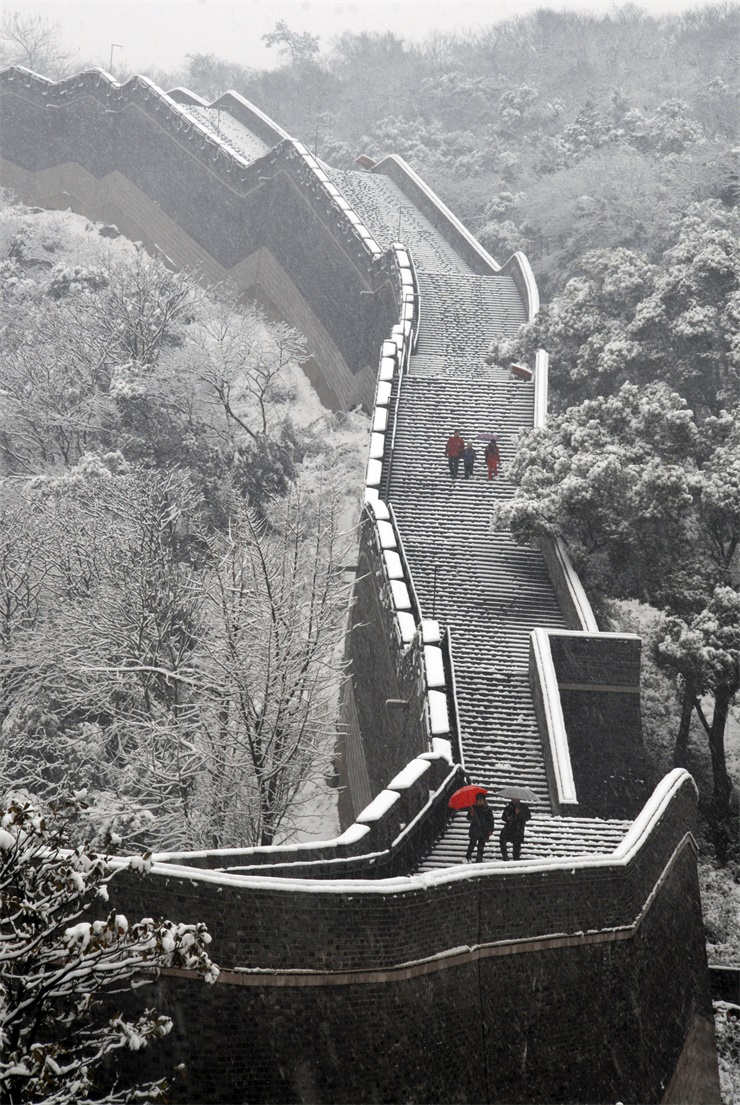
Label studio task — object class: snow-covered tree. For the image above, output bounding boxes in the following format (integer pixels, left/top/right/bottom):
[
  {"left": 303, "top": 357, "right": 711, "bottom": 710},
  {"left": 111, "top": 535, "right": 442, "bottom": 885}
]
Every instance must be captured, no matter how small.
[
  {"left": 655, "top": 587, "right": 740, "bottom": 853},
  {"left": 1, "top": 459, "right": 354, "bottom": 852},
  {"left": 188, "top": 484, "right": 352, "bottom": 846},
  {"left": 0, "top": 14, "right": 73, "bottom": 78},
  {"left": 489, "top": 201, "right": 740, "bottom": 414},
  {"left": 0, "top": 799, "right": 218, "bottom": 1104}
]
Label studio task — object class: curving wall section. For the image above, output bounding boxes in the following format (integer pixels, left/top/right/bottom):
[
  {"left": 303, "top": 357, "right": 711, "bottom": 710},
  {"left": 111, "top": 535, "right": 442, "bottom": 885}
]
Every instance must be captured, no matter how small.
[{"left": 0, "top": 67, "right": 719, "bottom": 1104}]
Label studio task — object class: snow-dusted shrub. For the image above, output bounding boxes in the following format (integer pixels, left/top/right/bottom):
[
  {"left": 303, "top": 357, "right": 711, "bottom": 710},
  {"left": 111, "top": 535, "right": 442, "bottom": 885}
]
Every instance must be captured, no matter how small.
[{"left": 0, "top": 799, "right": 218, "bottom": 1104}]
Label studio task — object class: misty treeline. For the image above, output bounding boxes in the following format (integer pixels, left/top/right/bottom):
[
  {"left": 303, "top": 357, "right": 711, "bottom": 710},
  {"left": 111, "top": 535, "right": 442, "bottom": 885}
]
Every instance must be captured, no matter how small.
[
  {"left": 167, "top": 5, "right": 739, "bottom": 295},
  {"left": 0, "top": 201, "right": 358, "bottom": 851}
]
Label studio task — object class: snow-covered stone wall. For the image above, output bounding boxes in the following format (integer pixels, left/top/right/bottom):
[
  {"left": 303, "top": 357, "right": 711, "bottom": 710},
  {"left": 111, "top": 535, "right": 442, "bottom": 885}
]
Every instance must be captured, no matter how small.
[{"left": 108, "top": 769, "right": 713, "bottom": 1105}]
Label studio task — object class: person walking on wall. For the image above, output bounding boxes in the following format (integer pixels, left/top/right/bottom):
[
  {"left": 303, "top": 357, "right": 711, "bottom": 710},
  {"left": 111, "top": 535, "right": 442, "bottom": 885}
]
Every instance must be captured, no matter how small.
[
  {"left": 445, "top": 429, "right": 465, "bottom": 479},
  {"left": 463, "top": 441, "right": 476, "bottom": 479},
  {"left": 499, "top": 798, "right": 531, "bottom": 861},
  {"left": 465, "top": 792, "right": 494, "bottom": 863},
  {"left": 485, "top": 439, "right": 501, "bottom": 480}
]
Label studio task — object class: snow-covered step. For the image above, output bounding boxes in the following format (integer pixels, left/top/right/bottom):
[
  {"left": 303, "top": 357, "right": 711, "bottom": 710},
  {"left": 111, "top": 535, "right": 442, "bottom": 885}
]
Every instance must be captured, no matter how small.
[
  {"left": 411, "top": 272, "right": 526, "bottom": 377},
  {"left": 180, "top": 104, "right": 272, "bottom": 165},
  {"left": 326, "top": 168, "right": 473, "bottom": 274},
  {"left": 418, "top": 814, "right": 633, "bottom": 871}
]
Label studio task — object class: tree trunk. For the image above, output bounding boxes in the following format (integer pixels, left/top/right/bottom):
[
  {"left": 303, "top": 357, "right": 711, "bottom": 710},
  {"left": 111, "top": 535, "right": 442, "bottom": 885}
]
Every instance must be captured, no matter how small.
[
  {"left": 707, "top": 688, "right": 733, "bottom": 819},
  {"left": 673, "top": 677, "right": 695, "bottom": 768}
]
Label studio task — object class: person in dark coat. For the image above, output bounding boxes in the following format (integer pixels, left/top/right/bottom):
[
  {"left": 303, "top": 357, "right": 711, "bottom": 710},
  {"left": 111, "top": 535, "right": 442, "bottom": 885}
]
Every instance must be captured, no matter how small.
[
  {"left": 445, "top": 429, "right": 465, "bottom": 479},
  {"left": 485, "top": 439, "right": 501, "bottom": 480},
  {"left": 499, "top": 798, "right": 531, "bottom": 860},
  {"left": 465, "top": 792, "right": 494, "bottom": 863},
  {"left": 462, "top": 441, "right": 476, "bottom": 479}
]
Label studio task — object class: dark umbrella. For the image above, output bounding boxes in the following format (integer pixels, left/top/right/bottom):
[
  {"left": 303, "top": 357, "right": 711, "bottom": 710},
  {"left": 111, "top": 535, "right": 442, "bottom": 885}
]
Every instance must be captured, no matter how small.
[
  {"left": 474, "top": 432, "right": 499, "bottom": 442},
  {"left": 448, "top": 784, "right": 488, "bottom": 810},
  {"left": 495, "top": 785, "right": 540, "bottom": 804}
]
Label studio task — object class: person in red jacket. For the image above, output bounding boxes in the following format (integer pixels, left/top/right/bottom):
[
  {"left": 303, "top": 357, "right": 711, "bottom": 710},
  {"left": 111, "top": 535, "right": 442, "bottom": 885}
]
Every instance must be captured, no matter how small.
[
  {"left": 445, "top": 429, "right": 465, "bottom": 479},
  {"left": 485, "top": 439, "right": 500, "bottom": 480}
]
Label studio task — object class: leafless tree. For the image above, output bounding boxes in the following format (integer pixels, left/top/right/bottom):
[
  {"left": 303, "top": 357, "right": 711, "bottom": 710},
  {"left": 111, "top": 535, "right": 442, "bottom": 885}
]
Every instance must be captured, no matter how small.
[{"left": 0, "top": 13, "right": 74, "bottom": 78}]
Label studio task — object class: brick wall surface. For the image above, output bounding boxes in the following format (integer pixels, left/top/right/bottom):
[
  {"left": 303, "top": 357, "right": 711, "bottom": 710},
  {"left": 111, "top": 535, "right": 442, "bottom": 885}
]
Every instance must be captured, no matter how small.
[
  {"left": 109, "top": 776, "right": 697, "bottom": 975},
  {"left": 106, "top": 790, "right": 711, "bottom": 1103},
  {"left": 550, "top": 635, "right": 649, "bottom": 818}
]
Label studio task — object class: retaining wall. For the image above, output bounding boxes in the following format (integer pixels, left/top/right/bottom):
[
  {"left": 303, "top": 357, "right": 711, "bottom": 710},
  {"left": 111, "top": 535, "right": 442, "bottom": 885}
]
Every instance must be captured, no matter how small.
[{"left": 106, "top": 771, "right": 716, "bottom": 1104}]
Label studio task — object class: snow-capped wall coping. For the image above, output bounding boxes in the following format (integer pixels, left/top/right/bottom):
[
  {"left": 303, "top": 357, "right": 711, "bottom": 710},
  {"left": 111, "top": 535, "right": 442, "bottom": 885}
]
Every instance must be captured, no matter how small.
[
  {"left": 613, "top": 769, "right": 694, "bottom": 861},
  {"left": 388, "top": 757, "right": 431, "bottom": 791},
  {"left": 422, "top": 620, "right": 442, "bottom": 644},
  {"left": 356, "top": 789, "right": 402, "bottom": 823},
  {"left": 208, "top": 89, "right": 291, "bottom": 145},
  {"left": 424, "top": 645, "right": 445, "bottom": 688},
  {"left": 362, "top": 244, "right": 419, "bottom": 504},
  {"left": 383, "top": 550, "right": 404, "bottom": 578},
  {"left": 167, "top": 86, "right": 210, "bottom": 106},
  {"left": 335, "top": 823, "right": 373, "bottom": 846},
  {"left": 530, "top": 628, "right": 578, "bottom": 811},
  {"left": 430, "top": 738, "right": 453, "bottom": 763},
  {"left": 427, "top": 689, "right": 450, "bottom": 736}
]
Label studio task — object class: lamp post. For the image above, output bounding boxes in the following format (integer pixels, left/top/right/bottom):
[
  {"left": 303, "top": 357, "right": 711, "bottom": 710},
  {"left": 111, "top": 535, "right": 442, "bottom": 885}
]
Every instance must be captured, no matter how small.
[{"left": 109, "top": 43, "right": 122, "bottom": 77}]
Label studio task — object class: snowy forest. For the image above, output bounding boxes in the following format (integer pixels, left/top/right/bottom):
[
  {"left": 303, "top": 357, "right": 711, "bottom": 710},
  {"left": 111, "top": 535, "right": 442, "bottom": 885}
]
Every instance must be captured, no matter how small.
[{"left": 1, "top": 3, "right": 739, "bottom": 1101}]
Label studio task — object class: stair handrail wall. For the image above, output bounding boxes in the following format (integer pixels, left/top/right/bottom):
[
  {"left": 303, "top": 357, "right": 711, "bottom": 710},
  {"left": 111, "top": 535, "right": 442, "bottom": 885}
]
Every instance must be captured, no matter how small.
[
  {"left": 439, "top": 629, "right": 466, "bottom": 773},
  {"left": 360, "top": 498, "right": 458, "bottom": 766},
  {"left": 530, "top": 628, "right": 579, "bottom": 814},
  {"left": 538, "top": 535, "right": 599, "bottom": 633},
  {"left": 531, "top": 351, "right": 599, "bottom": 632},
  {"left": 533, "top": 348, "right": 549, "bottom": 429},
  {"left": 364, "top": 243, "right": 416, "bottom": 503},
  {"left": 500, "top": 250, "right": 540, "bottom": 323},
  {"left": 387, "top": 502, "right": 423, "bottom": 626},
  {"left": 371, "top": 153, "right": 504, "bottom": 277}
]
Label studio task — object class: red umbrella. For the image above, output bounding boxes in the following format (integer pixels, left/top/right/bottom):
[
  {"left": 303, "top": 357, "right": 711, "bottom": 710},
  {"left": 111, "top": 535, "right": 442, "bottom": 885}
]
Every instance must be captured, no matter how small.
[{"left": 448, "top": 785, "right": 488, "bottom": 809}]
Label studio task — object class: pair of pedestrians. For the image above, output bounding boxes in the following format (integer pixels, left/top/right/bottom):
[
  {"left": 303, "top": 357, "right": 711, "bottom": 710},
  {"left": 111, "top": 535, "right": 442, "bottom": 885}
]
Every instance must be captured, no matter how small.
[
  {"left": 445, "top": 430, "right": 500, "bottom": 481},
  {"left": 465, "top": 793, "right": 531, "bottom": 863}
]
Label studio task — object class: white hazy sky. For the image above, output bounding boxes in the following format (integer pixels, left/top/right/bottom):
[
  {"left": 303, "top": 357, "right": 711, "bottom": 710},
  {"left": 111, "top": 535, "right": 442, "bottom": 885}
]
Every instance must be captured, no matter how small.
[{"left": 4, "top": 0, "right": 719, "bottom": 77}]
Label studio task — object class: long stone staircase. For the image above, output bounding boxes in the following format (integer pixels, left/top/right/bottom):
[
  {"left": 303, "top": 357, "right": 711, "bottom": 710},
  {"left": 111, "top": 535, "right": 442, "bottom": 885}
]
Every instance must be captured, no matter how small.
[{"left": 331, "top": 165, "right": 634, "bottom": 869}]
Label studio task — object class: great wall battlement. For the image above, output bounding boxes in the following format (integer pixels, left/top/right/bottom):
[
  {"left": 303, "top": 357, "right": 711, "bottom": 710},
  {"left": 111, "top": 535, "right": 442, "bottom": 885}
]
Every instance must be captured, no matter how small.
[{"left": 0, "top": 67, "right": 720, "bottom": 1103}]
